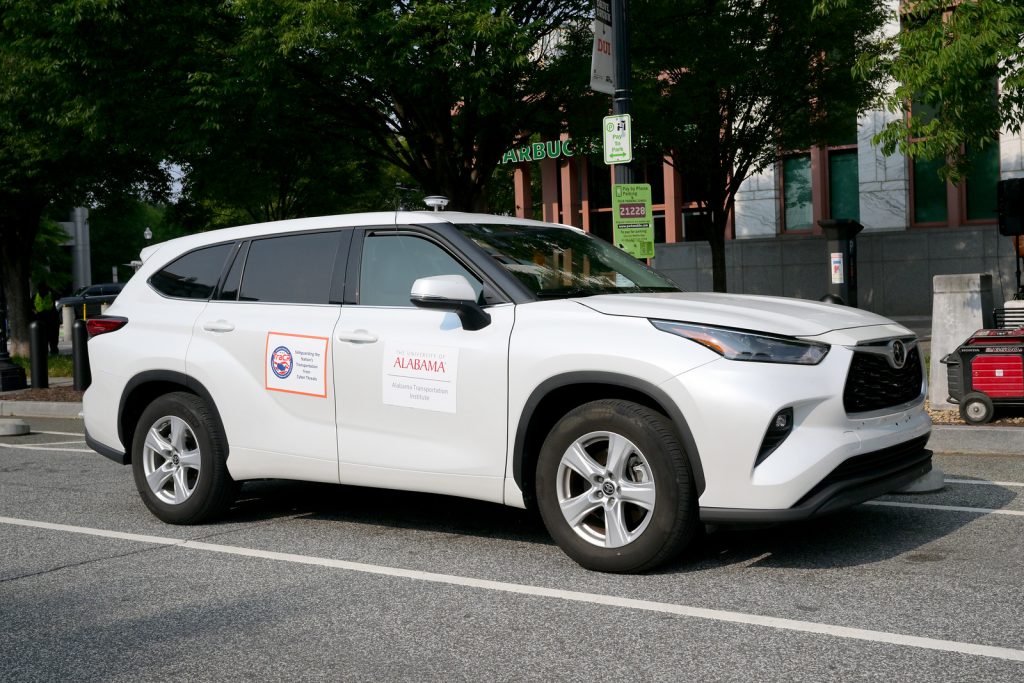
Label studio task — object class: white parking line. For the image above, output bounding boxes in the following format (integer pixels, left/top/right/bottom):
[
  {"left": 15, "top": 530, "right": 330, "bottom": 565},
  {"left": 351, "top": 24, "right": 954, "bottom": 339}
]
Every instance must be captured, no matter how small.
[
  {"left": 34, "top": 430, "right": 85, "bottom": 437},
  {"left": 945, "top": 478, "right": 1024, "bottom": 488},
  {"left": 867, "top": 501, "right": 1024, "bottom": 517},
  {"left": 1, "top": 515, "right": 1022, "bottom": 663},
  {"left": 0, "top": 442, "right": 92, "bottom": 453}
]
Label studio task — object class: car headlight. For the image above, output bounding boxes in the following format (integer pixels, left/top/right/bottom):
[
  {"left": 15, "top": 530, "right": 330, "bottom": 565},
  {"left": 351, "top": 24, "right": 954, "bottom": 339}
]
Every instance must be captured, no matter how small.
[{"left": 651, "top": 320, "right": 829, "bottom": 365}]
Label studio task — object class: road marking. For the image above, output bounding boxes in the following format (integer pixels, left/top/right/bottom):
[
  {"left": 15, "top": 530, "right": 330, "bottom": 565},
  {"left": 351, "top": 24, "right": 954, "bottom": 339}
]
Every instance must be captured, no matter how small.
[
  {"left": 0, "top": 442, "right": 92, "bottom": 453},
  {"left": 867, "top": 501, "right": 1024, "bottom": 517},
  {"left": 14, "top": 439, "right": 87, "bottom": 446},
  {"left": 1, "top": 515, "right": 1022, "bottom": 663},
  {"left": 945, "top": 478, "right": 1024, "bottom": 488},
  {"left": 34, "top": 430, "right": 85, "bottom": 437}
]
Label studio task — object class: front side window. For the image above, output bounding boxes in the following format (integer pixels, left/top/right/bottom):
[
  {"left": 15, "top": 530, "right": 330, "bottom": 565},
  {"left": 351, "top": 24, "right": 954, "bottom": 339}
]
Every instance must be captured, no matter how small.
[
  {"left": 456, "top": 223, "right": 679, "bottom": 299},
  {"left": 150, "top": 243, "right": 234, "bottom": 300},
  {"left": 359, "top": 234, "right": 482, "bottom": 307}
]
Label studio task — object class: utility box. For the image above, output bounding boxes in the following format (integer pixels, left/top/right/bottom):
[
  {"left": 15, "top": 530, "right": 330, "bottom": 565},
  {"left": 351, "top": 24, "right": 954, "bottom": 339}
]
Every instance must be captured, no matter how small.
[{"left": 819, "top": 219, "right": 864, "bottom": 307}]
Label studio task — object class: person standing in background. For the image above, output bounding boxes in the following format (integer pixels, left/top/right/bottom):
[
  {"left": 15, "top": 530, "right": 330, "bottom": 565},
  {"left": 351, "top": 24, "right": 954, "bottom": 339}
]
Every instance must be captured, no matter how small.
[{"left": 34, "top": 284, "right": 60, "bottom": 355}]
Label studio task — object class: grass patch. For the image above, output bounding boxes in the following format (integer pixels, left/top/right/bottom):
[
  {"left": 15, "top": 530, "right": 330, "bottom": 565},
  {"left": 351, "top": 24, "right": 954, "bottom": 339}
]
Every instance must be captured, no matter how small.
[{"left": 12, "top": 354, "right": 75, "bottom": 378}]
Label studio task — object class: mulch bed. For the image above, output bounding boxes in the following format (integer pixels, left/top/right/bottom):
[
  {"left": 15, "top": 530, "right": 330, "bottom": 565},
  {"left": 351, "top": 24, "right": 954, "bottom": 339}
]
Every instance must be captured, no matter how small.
[{"left": 1, "top": 386, "right": 84, "bottom": 402}]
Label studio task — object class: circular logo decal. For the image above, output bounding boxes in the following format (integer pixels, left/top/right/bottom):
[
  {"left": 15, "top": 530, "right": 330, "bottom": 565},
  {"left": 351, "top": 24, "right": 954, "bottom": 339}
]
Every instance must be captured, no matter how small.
[
  {"left": 271, "top": 346, "right": 293, "bottom": 379},
  {"left": 889, "top": 339, "right": 907, "bottom": 369}
]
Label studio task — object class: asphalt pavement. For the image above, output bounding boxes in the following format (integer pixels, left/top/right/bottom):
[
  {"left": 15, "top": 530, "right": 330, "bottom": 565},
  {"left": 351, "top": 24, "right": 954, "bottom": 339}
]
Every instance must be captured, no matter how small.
[{"left": 1, "top": 417, "right": 1022, "bottom": 681}]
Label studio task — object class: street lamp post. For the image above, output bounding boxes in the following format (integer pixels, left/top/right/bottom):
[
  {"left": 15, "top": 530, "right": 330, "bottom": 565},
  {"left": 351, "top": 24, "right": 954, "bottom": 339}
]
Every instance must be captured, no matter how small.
[
  {"left": 611, "top": 0, "right": 634, "bottom": 186},
  {"left": 0, "top": 257, "right": 28, "bottom": 391}
]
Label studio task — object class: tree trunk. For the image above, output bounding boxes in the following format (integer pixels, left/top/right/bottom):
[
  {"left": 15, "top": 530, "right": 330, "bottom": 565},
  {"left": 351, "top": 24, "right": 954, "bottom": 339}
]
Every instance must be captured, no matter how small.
[
  {"left": 708, "top": 222, "right": 728, "bottom": 294},
  {"left": 1, "top": 206, "right": 44, "bottom": 358}
]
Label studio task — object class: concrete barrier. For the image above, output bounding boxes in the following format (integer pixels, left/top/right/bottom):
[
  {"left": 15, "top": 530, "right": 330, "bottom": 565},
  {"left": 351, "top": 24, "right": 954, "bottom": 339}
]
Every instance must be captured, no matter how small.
[{"left": 929, "top": 274, "right": 994, "bottom": 410}]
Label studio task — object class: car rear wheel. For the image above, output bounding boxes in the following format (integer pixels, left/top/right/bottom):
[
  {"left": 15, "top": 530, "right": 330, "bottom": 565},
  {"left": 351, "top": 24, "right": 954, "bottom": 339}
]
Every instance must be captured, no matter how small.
[
  {"left": 131, "top": 392, "right": 237, "bottom": 524},
  {"left": 536, "top": 399, "right": 699, "bottom": 573}
]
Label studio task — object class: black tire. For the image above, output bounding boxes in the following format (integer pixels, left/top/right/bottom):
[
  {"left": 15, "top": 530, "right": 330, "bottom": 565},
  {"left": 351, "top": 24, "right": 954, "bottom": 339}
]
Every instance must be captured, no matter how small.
[
  {"left": 131, "top": 392, "right": 237, "bottom": 524},
  {"left": 959, "top": 392, "right": 994, "bottom": 425},
  {"left": 535, "top": 399, "right": 699, "bottom": 573}
]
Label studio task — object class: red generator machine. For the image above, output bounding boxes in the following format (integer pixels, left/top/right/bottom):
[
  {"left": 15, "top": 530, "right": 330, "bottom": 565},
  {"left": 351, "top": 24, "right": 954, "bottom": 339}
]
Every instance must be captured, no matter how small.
[{"left": 942, "top": 327, "right": 1024, "bottom": 424}]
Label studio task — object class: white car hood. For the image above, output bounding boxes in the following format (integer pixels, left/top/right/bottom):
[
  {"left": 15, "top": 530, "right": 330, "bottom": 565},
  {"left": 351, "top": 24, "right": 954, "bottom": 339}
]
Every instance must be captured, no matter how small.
[{"left": 578, "top": 292, "right": 903, "bottom": 338}]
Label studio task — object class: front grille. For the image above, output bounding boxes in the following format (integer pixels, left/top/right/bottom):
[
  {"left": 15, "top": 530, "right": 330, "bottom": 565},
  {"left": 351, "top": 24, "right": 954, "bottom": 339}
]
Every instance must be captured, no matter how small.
[
  {"left": 795, "top": 434, "right": 931, "bottom": 507},
  {"left": 843, "top": 346, "right": 923, "bottom": 413}
]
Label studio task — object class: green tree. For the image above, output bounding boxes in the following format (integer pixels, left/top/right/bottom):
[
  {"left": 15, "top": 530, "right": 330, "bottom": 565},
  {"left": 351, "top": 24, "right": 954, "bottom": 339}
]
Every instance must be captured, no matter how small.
[
  {"left": 834, "top": 0, "right": 1024, "bottom": 182},
  {"left": 0, "top": 1, "right": 209, "bottom": 354},
  {"left": 620, "top": 0, "right": 889, "bottom": 293},
  {"left": 270, "top": 0, "right": 591, "bottom": 211}
]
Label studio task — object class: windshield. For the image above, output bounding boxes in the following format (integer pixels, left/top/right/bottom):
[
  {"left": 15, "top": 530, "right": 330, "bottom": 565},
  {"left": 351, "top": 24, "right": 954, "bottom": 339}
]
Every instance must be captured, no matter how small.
[{"left": 456, "top": 223, "right": 681, "bottom": 299}]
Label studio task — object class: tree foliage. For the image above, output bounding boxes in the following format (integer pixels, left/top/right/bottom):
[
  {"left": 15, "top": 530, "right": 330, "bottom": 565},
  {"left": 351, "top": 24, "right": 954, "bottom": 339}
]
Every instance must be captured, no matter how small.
[
  {"left": 831, "top": 0, "right": 1024, "bottom": 182},
  {"left": 624, "top": 0, "right": 889, "bottom": 292},
  {"left": 271, "top": 0, "right": 591, "bottom": 211}
]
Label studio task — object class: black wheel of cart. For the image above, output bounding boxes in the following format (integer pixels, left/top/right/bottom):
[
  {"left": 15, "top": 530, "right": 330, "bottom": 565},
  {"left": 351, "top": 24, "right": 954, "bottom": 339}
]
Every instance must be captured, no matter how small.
[{"left": 959, "top": 392, "right": 995, "bottom": 425}]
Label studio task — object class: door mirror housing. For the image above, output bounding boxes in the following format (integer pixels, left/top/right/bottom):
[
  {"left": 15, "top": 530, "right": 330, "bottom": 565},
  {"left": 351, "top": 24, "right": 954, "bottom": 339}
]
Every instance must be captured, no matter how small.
[{"left": 410, "top": 275, "right": 491, "bottom": 331}]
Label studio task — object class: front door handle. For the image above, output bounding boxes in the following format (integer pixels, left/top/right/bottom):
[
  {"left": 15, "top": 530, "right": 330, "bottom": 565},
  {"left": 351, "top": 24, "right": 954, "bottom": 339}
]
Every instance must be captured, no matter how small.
[
  {"left": 202, "top": 320, "right": 235, "bottom": 333},
  {"left": 336, "top": 329, "right": 378, "bottom": 344}
]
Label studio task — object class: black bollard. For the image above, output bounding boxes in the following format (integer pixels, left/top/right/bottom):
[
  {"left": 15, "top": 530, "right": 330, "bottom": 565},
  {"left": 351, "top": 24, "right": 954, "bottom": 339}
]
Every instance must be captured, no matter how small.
[
  {"left": 72, "top": 319, "right": 91, "bottom": 390},
  {"left": 29, "top": 321, "right": 48, "bottom": 389}
]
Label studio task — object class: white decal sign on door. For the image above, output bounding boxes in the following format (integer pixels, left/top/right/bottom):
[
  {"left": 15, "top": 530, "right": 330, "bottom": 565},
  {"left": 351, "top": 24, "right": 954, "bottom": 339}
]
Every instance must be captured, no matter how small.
[{"left": 383, "top": 344, "right": 459, "bottom": 413}]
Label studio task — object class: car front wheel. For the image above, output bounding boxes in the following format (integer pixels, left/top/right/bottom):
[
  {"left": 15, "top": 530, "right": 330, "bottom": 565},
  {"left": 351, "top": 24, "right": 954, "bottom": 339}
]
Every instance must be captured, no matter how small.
[
  {"left": 536, "top": 399, "right": 699, "bottom": 573},
  {"left": 131, "top": 392, "right": 236, "bottom": 524}
]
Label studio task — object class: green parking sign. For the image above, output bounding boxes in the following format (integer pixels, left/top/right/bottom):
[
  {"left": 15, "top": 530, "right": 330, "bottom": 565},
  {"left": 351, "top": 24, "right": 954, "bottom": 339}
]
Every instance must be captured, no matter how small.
[{"left": 612, "top": 183, "right": 654, "bottom": 259}]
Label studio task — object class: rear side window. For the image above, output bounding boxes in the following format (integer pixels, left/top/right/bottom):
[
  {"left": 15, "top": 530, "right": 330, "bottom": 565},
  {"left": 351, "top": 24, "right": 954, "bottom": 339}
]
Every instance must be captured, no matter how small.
[
  {"left": 150, "top": 244, "right": 233, "bottom": 300},
  {"left": 238, "top": 231, "right": 340, "bottom": 304}
]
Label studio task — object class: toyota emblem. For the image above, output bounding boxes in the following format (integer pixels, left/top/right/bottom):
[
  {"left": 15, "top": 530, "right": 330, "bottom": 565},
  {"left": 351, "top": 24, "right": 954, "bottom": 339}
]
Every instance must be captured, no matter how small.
[{"left": 888, "top": 339, "right": 907, "bottom": 369}]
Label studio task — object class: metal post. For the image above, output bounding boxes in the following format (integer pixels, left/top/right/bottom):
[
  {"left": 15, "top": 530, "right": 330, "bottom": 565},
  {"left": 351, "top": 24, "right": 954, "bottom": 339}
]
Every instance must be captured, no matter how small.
[
  {"left": 29, "top": 321, "right": 48, "bottom": 389},
  {"left": 611, "top": 0, "right": 634, "bottom": 185},
  {"left": 0, "top": 257, "right": 28, "bottom": 391},
  {"left": 72, "top": 319, "right": 91, "bottom": 391}
]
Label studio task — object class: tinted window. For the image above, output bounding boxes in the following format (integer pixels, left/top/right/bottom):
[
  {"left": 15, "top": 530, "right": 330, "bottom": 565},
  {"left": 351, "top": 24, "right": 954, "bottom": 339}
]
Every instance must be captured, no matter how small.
[
  {"left": 239, "top": 231, "right": 340, "bottom": 304},
  {"left": 359, "top": 234, "right": 482, "bottom": 307},
  {"left": 150, "top": 244, "right": 233, "bottom": 300}
]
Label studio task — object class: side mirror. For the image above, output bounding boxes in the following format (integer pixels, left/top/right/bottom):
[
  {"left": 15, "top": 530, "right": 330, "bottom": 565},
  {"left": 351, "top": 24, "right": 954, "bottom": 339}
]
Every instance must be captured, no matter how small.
[{"left": 410, "top": 275, "right": 491, "bottom": 331}]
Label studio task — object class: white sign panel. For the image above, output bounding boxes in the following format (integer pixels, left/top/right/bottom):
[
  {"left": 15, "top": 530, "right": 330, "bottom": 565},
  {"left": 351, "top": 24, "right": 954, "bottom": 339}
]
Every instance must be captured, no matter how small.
[
  {"left": 831, "top": 252, "right": 844, "bottom": 284},
  {"left": 265, "top": 332, "right": 329, "bottom": 398},
  {"left": 383, "top": 344, "right": 459, "bottom": 413},
  {"left": 603, "top": 114, "right": 632, "bottom": 165},
  {"left": 589, "top": 8, "right": 614, "bottom": 96}
]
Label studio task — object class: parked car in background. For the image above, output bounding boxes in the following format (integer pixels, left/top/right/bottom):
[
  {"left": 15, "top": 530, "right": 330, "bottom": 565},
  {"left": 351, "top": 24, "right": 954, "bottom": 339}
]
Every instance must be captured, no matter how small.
[{"left": 57, "top": 282, "right": 125, "bottom": 318}]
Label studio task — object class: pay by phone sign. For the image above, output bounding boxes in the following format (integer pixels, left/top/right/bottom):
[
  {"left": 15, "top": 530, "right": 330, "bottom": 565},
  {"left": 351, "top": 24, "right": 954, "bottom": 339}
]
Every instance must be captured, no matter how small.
[{"left": 612, "top": 183, "right": 655, "bottom": 259}]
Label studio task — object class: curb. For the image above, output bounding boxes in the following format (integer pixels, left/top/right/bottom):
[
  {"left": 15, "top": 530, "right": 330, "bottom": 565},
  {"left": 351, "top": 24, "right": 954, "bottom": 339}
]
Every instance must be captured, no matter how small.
[
  {"left": 0, "top": 400, "right": 1020, "bottom": 456},
  {"left": 929, "top": 425, "right": 1023, "bottom": 456},
  {"left": 0, "top": 400, "right": 83, "bottom": 419}
]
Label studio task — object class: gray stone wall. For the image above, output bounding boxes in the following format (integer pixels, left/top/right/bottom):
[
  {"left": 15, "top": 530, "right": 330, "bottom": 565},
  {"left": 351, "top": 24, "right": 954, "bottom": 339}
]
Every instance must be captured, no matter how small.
[{"left": 653, "top": 225, "right": 1020, "bottom": 318}]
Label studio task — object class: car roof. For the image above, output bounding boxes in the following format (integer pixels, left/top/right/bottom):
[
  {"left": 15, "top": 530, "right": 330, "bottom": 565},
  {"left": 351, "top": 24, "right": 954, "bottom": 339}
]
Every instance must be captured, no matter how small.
[{"left": 138, "top": 211, "right": 578, "bottom": 264}]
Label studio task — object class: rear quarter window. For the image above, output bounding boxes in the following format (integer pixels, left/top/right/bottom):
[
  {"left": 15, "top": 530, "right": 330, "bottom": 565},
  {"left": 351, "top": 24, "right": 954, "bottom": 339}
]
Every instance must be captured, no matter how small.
[{"left": 150, "top": 243, "right": 234, "bottom": 300}]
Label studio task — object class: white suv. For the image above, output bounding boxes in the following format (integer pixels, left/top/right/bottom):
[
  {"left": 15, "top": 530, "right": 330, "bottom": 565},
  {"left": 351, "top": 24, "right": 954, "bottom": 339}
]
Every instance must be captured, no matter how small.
[{"left": 84, "top": 211, "right": 932, "bottom": 572}]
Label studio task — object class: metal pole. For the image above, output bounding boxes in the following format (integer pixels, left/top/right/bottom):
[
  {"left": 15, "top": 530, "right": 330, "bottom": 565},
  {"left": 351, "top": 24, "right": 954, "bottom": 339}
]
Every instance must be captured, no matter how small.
[
  {"left": 611, "top": 0, "right": 634, "bottom": 185},
  {"left": 0, "top": 256, "right": 28, "bottom": 391}
]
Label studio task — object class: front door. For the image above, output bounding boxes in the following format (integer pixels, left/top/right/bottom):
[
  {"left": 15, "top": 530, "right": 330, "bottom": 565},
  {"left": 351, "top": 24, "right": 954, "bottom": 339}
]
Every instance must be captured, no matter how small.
[{"left": 333, "top": 230, "right": 514, "bottom": 503}]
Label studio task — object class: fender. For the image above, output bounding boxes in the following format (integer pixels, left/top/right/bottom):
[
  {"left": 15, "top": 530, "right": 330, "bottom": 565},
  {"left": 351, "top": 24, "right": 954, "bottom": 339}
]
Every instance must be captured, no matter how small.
[
  {"left": 116, "top": 370, "right": 228, "bottom": 462},
  {"left": 512, "top": 371, "right": 706, "bottom": 497}
]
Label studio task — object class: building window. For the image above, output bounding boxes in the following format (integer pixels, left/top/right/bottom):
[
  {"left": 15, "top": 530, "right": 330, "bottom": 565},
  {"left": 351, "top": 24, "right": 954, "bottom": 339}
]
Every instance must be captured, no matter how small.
[
  {"left": 965, "top": 143, "right": 999, "bottom": 221},
  {"left": 827, "top": 149, "right": 860, "bottom": 222},
  {"left": 912, "top": 156, "right": 948, "bottom": 224},
  {"left": 783, "top": 154, "right": 813, "bottom": 231}
]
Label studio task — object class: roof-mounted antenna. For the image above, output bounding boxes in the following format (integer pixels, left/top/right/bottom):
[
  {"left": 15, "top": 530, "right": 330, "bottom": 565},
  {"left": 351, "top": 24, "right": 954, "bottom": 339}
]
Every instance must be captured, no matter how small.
[{"left": 424, "top": 196, "right": 449, "bottom": 212}]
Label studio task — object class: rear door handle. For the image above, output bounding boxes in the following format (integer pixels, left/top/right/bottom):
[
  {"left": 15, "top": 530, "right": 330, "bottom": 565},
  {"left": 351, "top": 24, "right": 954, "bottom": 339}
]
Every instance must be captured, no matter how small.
[
  {"left": 336, "top": 329, "right": 378, "bottom": 344},
  {"left": 202, "top": 320, "right": 235, "bottom": 333}
]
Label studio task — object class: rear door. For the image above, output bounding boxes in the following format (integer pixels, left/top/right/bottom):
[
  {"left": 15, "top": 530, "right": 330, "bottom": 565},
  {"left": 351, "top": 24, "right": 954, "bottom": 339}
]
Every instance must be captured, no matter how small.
[{"left": 188, "top": 229, "right": 350, "bottom": 484}]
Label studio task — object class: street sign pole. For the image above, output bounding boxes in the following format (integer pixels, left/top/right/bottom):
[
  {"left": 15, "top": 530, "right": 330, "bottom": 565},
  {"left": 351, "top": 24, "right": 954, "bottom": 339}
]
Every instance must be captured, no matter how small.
[{"left": 611, "top": 0, "right": 634, "bottom": 185}]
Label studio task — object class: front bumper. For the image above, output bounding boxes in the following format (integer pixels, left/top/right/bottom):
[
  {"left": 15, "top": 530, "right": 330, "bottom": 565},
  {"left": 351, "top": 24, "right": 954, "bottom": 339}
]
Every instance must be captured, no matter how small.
[{"left": 700, "top": 435, "right": 932, "bottom": 523}]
